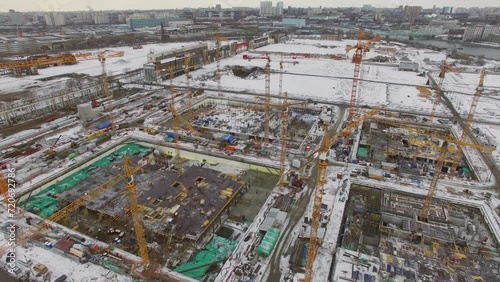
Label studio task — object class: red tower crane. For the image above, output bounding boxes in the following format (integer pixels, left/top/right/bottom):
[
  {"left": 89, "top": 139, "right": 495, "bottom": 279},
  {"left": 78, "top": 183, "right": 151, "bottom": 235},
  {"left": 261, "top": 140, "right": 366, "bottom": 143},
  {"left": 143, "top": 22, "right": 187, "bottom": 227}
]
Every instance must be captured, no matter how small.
[{"left": 345, "top": 30, "right": 381, "bottom": 144}]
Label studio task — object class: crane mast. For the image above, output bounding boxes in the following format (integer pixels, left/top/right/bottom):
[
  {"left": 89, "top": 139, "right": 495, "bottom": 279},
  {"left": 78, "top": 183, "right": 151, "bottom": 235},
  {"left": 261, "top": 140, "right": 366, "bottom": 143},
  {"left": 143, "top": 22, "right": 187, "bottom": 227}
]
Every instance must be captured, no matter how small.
[
  {"left": 429, "top": 61, "right": 461, "bottom": 122},
  {"left": 169, "top": 68, "right": 183, "bottom": 176},
  {"left": 215, "top": 34, "right": 229, "bottom": 97},
  {"left": 345, "top": 30, "right": 381, "bottom": 145},
  {"left": 304, "top": 107, "right": 381, "bottom": 281},
  {"left": 98, "top": 56, "right": 116, "bottom": 134},
  {"left": 264, "top": 59, "right": 271, "bottom": 142},
  {"left": 185, "top": 55, "right": 193, "bottom": 125},
  {"left": 450, "top": 68, "right": 486, "bottom": 176},
  {"left": 304, "top": 129, "right": 330, "bottom": 281},
  {"left": 123, "top": 156, "right": 150, "bottom": 264},
  {"left": 0, "top": 162, "right": 144, "bottom": 257},
  {"left": 279, "top": 90, "right": 289, "bottom": 190},
  {"left": 421, "top": 135, "right": 493, "bottom": 220}
]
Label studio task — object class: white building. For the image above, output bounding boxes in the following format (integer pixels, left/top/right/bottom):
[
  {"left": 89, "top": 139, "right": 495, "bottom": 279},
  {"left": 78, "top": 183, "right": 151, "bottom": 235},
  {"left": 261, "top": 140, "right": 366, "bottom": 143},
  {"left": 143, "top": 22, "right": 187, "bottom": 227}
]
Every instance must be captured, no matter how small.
[
  {"left": 9, "top": 10, "right": 25, "bottom": 25},
  {"left": 45, "top": 13, "right": 66, "bottom": 26},
  {"left": 276, "top": 2, "right": 284, "bottom": 16},
  {"left": 92, "top": 12, "right": 110, "bottom": 24},
  {"left": 260, "top": 1, "right": 273, "bottom": 16},
  {"left": 463, "top": 25, "right": 500, "bottom": 42}
]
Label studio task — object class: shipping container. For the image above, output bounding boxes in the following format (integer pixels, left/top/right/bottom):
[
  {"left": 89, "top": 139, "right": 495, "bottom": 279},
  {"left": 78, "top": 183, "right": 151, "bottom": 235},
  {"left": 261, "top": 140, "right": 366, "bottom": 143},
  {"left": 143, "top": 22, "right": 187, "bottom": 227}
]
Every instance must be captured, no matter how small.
[{"left": 95, "top": 121, "right": 112, "bottom": 130}]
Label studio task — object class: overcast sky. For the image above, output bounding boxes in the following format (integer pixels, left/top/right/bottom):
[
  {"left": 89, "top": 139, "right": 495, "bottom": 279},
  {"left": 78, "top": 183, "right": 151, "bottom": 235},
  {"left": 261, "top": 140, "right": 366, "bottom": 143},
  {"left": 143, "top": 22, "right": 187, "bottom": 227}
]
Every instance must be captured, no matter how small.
[{"left": 5, "top": 0, "right": 499, "bottom": 12}]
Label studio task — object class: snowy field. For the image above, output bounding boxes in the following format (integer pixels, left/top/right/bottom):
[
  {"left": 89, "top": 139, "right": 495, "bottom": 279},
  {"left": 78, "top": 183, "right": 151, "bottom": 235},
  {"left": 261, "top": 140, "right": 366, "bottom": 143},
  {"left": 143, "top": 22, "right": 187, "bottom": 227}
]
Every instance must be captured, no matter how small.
[{"left": 0, "top": 42, "right": 201, "bottom": 95}]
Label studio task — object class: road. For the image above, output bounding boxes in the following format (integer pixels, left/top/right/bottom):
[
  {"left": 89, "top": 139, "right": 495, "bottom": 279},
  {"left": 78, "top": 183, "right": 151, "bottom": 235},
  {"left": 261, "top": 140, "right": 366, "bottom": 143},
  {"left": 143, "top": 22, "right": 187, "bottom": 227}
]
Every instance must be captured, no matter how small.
[{"left": 266, "top": 107, "right": 346, "bottom": 282}]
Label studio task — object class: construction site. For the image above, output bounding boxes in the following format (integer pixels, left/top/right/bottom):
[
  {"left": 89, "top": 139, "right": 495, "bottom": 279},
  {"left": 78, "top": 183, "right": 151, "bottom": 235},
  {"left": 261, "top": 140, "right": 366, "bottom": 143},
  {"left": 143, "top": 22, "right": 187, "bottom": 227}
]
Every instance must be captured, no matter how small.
[
  {"left": 0, "top": 29, "right": 499, "bottom": 282},
  {"left": 332, "top": 184, "right": 500, "bottom": 282}
]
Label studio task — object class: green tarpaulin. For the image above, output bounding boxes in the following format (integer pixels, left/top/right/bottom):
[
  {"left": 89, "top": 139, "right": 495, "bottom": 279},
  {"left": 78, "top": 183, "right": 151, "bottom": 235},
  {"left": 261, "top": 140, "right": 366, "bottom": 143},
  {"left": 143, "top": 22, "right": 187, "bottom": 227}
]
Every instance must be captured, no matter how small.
[
  {"left": 21, "top": 144, "right": 152, "bottom": 218},
  {"left": 174, "top": 235, "right": 237, "bottom": 281},
  {"left": 257, "top": 228, "right": 280, "bottom": 257}
]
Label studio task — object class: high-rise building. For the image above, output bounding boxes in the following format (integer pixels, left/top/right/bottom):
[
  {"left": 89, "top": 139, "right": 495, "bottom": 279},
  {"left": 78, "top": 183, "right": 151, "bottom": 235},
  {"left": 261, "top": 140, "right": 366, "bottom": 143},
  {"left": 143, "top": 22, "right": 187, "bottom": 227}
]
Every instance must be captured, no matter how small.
[
  {"left": 9, "top": 9, "right": 25, "bottom": 25},
  {"left": 405, "top": 6, "right": 422, "bottom": 25},
  {"left": 442, "top": 7, "right": 454, "bottom": 14},
  {"left": 45, "top": 13, "right": 66, "bottom": 26},
  {"left": 276, "top": 2, "right": 284, "bottom": 16},
  {"left": 463, "top": 25, "right": 500, "bottom": 42},
  {"left": 92, "top": 12, "right": 110, "bottom": 24},
  {"left": 260, "top": 1, "right": 273, "bottom": 16}
]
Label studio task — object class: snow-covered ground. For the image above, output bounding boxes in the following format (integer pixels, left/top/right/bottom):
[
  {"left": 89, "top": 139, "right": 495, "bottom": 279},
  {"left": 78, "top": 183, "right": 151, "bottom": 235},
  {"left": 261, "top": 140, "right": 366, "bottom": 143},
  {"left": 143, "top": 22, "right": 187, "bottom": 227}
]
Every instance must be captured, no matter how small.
[{"left": 0, "top": 42, "right": 201, "bottom": 95}]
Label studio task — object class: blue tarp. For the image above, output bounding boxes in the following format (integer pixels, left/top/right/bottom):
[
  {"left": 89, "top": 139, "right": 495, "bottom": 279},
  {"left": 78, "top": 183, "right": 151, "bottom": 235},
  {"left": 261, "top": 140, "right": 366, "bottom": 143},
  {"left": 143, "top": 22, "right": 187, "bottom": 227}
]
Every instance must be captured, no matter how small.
[
  {"left": 95, "top": 121, "right": 112, "bottom": 130},
  {"left": 410, "top": 179, "right": 421, "bottom": 184},
  {"left": 364, "top": 274, "right": 372, "bottom": 282},
  {"left": 353, "top": 271, "right": 359, "bottom": 280},
  {"left": 221, "top": 134, "right": 235, "bottom": 143}
]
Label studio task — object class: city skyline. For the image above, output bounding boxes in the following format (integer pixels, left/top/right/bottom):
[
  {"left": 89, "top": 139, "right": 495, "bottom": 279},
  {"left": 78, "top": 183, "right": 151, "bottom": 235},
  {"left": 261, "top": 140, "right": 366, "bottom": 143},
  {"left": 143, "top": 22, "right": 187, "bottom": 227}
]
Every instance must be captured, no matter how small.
[{"left": 4, "top": 0, "right": 500, "bottom": 12}]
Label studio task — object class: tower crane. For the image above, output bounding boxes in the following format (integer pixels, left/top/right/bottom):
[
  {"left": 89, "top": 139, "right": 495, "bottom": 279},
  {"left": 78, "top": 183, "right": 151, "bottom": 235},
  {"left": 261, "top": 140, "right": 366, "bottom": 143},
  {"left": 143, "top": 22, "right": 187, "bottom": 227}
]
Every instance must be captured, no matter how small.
[
  {"left": 46, "top": 135, "right": 62, "bottom": 158},
  {"left": 169, "top": 67, "right": 183, "bottom": 176},
  {"left": 215, "top": 34, "right": 230, "bottom": 97},
  {"left": 345, "top": 29, "right": 381, "bottom": 144},
  {"left": 366, "top": 117, "right": 495, "bottom": 221},
  {"left": 98, "top": 55, "right": 117, "bottom": 134},
  {"left": 123, "top": 156, "right": 150, "bottom": 264},
  {"left": 184, "top": 55, "right": 193, "bottom": 125},
  {"left": 0, "top": 160, "right": 145, "bottom": 257},
  {"left": 305, "top": 106, "right": 382, "bottom": 282},
  {"left": 242, "top": 53, "right": 272, "bottom": 142},
  {"left": 278, "top": 91, "right": 289, "bottom": 190},
  {"left": 429, "top": 61, "right": 462, "bottom": 123},
  {"left": 450, "top": 68, "right": 486, "bottom": 176},
  {"left": 74, "top": 51, "right": 125, "bottom": 61},
  {"left": 420, "top": 135, "right": 494, "bottom": 221},
  {"left": 168, "top": 65, "right": 200, "bottom": 176}
]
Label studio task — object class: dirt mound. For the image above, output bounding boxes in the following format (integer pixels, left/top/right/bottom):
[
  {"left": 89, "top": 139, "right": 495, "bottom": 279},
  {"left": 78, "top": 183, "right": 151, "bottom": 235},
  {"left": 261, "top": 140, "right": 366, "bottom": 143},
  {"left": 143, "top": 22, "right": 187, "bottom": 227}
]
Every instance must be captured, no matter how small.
[{"left": 231, "top": 66, "right": 264, "bottom": 79}]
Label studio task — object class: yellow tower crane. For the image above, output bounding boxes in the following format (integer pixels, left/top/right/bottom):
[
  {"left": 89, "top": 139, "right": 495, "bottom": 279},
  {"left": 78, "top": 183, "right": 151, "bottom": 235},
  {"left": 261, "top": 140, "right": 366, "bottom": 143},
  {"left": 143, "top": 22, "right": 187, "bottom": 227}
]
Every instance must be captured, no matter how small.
[
  {"left": 0, "top": 160, "right": 145, "bottom": 257},
  {"left": 169, "top": 67, "right": 183, "bottom": 176},
  {"left": 168, "top": 64, "right": 200, "bottom": 176},
  {"left": 420, "top": 135, "right": 494, "bottom": 221},
  {"left": 184, "top": 55, "right": 193, "bottom": 125},
  {"left": 278, "top": 91, "right": 289, "bottom": 190},
  {"left": 429, "top": 61, "right": 462, "bottom": 123},
  {"left": 305, "top": 106, "right": 381, "bottom": 282},
  {"left": 215, "top": 34, "right": 229, "bottom": 97},
  {"left": 122, "top": 156, "right": 150, "bottom": 264},
  {"left": 450, "top": 68, "right": 486, "bottom": 176}
]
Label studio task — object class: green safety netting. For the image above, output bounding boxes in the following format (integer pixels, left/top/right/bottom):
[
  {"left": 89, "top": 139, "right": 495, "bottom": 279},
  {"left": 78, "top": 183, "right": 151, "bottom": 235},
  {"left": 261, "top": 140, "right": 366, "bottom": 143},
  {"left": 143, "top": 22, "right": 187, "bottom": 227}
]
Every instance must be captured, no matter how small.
[
  {"left": 257, "top": 228, "right": 280, "bottom": 257},
  {"left": 21, "top": 144, "right": 152, "bottom": 218},
  {"left": 174, "top": 235, "right": 237, "bottom": 280}
]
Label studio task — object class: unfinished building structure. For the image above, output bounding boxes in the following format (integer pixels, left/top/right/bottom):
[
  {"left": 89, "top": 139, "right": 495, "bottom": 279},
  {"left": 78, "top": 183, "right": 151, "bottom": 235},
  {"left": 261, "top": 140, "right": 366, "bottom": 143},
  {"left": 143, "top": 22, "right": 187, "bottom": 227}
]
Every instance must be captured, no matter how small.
[
  {"left": 333, "top": 185, "right": 500, "bottom": 282},
  {"left": 354, "top": 118, "right": 476, "bottom": 179}
]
